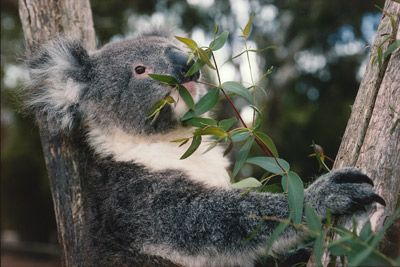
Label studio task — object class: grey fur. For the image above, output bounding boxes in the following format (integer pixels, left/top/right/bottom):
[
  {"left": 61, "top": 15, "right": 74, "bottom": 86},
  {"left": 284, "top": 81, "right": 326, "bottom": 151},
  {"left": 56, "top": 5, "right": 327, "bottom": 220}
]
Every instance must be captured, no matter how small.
[{"left": 25, "top": 34, "right": 384, "bottom": 267}]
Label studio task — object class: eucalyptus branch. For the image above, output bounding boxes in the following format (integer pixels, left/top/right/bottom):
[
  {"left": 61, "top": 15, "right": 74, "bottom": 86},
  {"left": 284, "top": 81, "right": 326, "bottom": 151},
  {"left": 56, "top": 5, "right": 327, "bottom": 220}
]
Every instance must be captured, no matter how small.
[
  {"left": 210, "top": 52, "right": 287, "bottom": 174},
  {"left": 260, "top": 173, "right": 279, "bottom": 184},
  {"left": 211, "top": 53, "right": 249, "bottom": 128},
  {"left": 196, "top": 80, "right": 219, "bottom": 88}
]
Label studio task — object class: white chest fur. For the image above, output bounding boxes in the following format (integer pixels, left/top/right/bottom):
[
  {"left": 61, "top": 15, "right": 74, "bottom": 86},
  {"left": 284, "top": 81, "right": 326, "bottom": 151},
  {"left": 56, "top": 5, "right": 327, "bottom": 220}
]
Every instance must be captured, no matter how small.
[{"left": 87, "top": 126, "right": 232, "bottom": 188}]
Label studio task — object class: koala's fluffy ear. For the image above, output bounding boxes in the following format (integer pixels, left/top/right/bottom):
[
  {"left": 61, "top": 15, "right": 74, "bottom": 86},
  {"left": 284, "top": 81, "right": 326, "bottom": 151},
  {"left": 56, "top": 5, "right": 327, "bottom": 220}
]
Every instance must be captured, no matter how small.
[{"left": 26, "top": 38, "right": 92, "bottom": 132}]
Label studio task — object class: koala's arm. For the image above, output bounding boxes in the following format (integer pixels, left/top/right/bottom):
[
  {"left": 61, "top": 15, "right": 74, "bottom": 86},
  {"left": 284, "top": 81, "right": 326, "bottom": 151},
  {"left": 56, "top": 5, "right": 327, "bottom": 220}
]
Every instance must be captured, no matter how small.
[
  {"left": 106, "top": 167, "right": 384, "bottom": 266},
  {"left": 130, "top": 178, "right": 291, "bottom": 266}
]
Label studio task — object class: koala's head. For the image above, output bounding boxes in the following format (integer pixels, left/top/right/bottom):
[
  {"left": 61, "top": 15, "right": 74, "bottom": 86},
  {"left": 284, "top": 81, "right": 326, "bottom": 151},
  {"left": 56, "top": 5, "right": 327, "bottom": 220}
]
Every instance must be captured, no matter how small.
[{"left": 26, "top": 33, "right": 203, "bottom": 135}]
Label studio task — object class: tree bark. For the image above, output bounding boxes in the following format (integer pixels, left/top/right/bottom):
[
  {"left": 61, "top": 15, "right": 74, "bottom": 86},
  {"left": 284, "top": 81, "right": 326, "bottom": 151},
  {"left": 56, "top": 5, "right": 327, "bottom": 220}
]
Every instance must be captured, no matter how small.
[
  {"left": 18, "top": 1, "right": 96, "bottom": 266},
  {"left": 308, "top": 1, "right": 400, "bottom": 266},
  {"left": 333, "top": 0, "right": 400, "bottom": 234}
]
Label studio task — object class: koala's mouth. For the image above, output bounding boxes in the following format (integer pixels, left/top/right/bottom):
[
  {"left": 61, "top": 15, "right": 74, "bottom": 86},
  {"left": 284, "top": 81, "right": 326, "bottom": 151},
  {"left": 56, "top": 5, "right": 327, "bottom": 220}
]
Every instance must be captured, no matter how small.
[
  {"left": 181, "top": 81, "right": 197, "bottom": 95},
  {"left": 162, "top": 71, "right": 201, "bottom": 105},
  {"left": 166, "top": 74, "right": 204, "bottom": 119},
  {"left": 166, "top": 80, "right": 199, "bottom": 103},
  {"left": 180, "top": 71, "right": 200, "bottom": 95}
]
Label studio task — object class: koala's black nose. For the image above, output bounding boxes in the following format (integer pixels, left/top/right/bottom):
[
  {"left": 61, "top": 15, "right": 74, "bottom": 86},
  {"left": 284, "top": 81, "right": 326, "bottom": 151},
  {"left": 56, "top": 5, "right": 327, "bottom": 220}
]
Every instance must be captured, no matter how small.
[{"left": 166, "top": 48, "right": 199, "bottom": 82}]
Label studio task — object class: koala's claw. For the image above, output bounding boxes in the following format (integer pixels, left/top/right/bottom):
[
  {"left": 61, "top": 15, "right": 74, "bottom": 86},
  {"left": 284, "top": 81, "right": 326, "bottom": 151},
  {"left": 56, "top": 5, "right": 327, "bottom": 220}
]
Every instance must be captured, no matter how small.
[
  {"left": 331, "top": 168, "right": 374, "bottom": 186},
  {"left": 306, "top": 168, "right": 386, "bottom": 217},
  {"left": 369, "top": 194, "right": 386, "bottom": 206},
  {"left": 348, "top": 194, "right": 386, "bottom": 213}
]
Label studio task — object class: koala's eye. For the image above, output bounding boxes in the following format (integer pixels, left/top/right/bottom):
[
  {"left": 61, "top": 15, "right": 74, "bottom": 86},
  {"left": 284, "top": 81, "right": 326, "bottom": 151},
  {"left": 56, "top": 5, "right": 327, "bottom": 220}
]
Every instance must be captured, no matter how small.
[{"left": 135, "top": 66, "right": 146, "bottom": 74}]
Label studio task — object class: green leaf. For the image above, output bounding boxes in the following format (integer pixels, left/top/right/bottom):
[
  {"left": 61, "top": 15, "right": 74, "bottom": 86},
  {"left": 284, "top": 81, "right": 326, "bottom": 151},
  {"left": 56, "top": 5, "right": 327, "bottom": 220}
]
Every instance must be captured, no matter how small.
[
  {"left": 395, "top": 256, "right": 400, "bottom": 266},
  {"left": 329, "top": 235, "right": 354, "bottom": 256},
  {"left": 177, "top": 85, "right": 195, "bottom": 110},
  {"left": 185, "top": 60, "right": 204, "bottom": 77},
  {"left": 197, "top": 48, "right": 215, "bottom": 69},
  {"left": 180, "top": 135, "right": 202, "bottom": 159},
  {"left": 305, "top": 205, "right": 322, "bottom": 233},
  {"left": 248, "top": 105, "right": 262, "bottom": 130},
  {"left": 181, "top": 110, "right": 195, "bottom": 121},
  {"left": 218, "top": 117, "right": 237, "bottom": 131},
  {"left": 203, "top": 140, "right": 222, "bottom": 154},
  {"left": 181, "top": 88, "right": 219, "bottom": 122},
  {"left": 230, "top": 129, "right": 251, "bottom": 142},
  {"left": 185, "top": 117, "right": 218, "bottom": 127},
  {"left": 359, "top": 221, "right": 372, "bottom": 242},
  {"left": 265, "top": 222, "right": 289, "bottom": 255},
  {"left": 171, "top": 137, "right": 189, "bottom": 143},
  {"left": 210, "top": 30, "right": 229, "bottom": 51},
  {"left": 242, "top": 13, "right": 255, "bottom": 39},
  {"left": 221, "top": 81, "right": 253, "bottom": 103},
  {"left": 246, "top": 157, "right": 289, "bottom": 174},
  {"left": 232, "top": 136, "right": 255, "bottom": 177},
  {"left": 146, "top": 96, "right": 175, "bottom": 122},
  {"left": 253, "top": 113, "right": 262, "bottom": 130},
  {"left": 181, "top": 87, "right": 219, "bottom": 122},
  {"left": 349, "top": 208, "right": 400, "bottom": 267},
  {"left": 282, "top": 171, "right": 304, "bottom": 224},
  {"left": 377, "top": 45, "right": 383, "bottom": 68},
  {"left": 148, "top": 73, "right": 178, "bottom": 85},
  {"left": 313, "top": 231, "right": 325, "bottom": 267},
  {"left": 175, "top": 36, "right": 198, "bottom": 51},
  {"left": 253, "top": 131, "right": 279, "bottom": 157},
  {"left": 213, "top": 23, "right": 219, "bottom": 34},
  {"left": 170, "top": 138, "right": 190, "bottom": 147},
  {"left": 249, "top": 105, "right": 262, "bottom": 115},
  {"left": 383, "top": 40, "right": 400, "bottom": 60},
  {"left": 259, "top": 183, "right": 283, "bottom": 193},
  {"left": 164, "top": 95, "right": 175, "bottom": 104},
  {"left": 194, "top": 88, "right": 220, "bottom": 115},
  {"left": 231, "top": 177, "right": 262, "bottom": 189},
  {"left": 187, "top": 53, "right": 195, "bottom": 65},
  {"left": 351, "top": 217, "right": 358, "bottom": 234},
  {"left": 359, "top": 252, "right": 397, "bottom": 267},
  {"left": 194, "top": 126, "right": 227, "bottom": 138}
]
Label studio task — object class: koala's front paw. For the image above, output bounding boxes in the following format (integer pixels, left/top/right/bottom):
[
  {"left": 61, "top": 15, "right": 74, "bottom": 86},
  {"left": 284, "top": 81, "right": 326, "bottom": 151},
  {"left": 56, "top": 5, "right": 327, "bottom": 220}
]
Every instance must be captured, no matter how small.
[{"left": 305, "top": 168, "right": 385, "bottom": 217}]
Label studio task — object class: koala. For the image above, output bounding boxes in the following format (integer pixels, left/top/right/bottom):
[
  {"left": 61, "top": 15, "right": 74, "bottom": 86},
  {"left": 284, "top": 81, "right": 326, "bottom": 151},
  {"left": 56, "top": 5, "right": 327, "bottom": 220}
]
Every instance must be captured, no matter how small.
[{"left": 25, "top": 32, "right": 385, "bottom": 267}]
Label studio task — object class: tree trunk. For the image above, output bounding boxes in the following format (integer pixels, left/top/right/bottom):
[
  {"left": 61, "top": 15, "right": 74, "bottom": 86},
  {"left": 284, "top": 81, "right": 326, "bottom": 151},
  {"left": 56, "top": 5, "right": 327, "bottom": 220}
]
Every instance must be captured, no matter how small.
[
  {"left": 333, "top": 1, "right": 400, "bottom": 234},
  {"left": 308, "top": 1, "right": 400, "bottom": 266},
  {"left": 18, "top": 1, "right": 96, "bottom": 266}
]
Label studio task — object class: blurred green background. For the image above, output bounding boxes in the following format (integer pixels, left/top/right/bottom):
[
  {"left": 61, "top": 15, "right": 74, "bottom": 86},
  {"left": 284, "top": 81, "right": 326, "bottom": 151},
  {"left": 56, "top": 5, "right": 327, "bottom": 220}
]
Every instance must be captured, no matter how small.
[{"left": 1, "top": 0, "right": 383, "bottom": 263}]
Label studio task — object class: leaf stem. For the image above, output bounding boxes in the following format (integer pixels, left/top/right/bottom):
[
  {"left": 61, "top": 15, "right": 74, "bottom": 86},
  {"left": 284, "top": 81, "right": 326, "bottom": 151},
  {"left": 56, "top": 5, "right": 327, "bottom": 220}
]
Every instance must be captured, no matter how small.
[
  {"left": 212, "top": 53, "right": 222, "bottom": 87},
  {"left": 196, "top": 80, "right": 219, "bottom": 88},
  {"left": 244, "top": 40, "right": 257, "bottom": 128}
]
